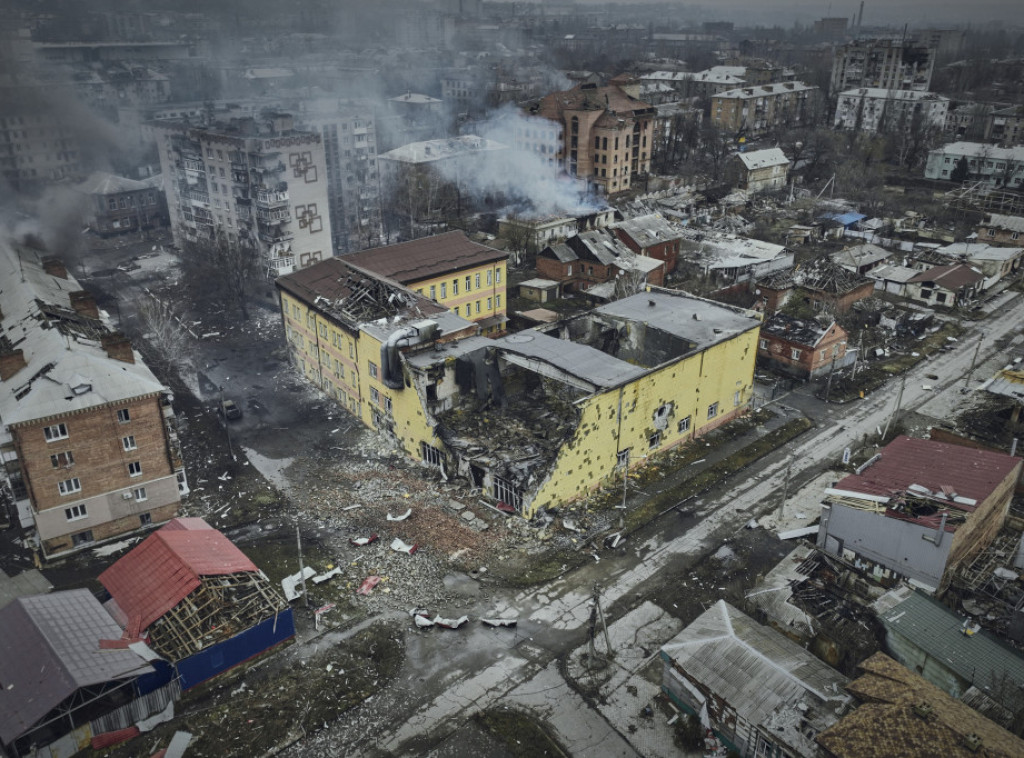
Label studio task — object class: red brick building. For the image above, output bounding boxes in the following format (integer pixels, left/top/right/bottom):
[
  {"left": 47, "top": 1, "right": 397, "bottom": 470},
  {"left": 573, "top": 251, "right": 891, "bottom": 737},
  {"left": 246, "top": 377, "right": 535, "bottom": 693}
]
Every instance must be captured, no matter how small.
[
  {"left": 610, "top": 213, "right": 683, "bottom": 273},
  {"left": 0, "top": 241, "right": 186, "bottom": 559},
  {"left": 757, "top": 313, "right": 849, "bottom": 379}
]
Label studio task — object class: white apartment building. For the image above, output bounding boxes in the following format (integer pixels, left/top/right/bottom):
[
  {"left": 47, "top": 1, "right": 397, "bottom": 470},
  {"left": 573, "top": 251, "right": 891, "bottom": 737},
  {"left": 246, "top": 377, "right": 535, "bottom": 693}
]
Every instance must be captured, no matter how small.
[
  {"left": 153, "top": 112, "right": 333, "bottom": 277},
  {"left": 831, "top": 39, "right": 936, "bottom": 94},
  {"left": 834, "top": 88, "right": 949, "bottom": 133},
  {"left": 925, "top": 141, "right": 1024, "bottom": 189}
]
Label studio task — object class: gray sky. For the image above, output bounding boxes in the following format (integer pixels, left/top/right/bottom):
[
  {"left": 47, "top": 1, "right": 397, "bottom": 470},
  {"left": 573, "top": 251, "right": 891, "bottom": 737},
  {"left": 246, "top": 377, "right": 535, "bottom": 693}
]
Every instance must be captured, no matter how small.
[{"left": 570, "top": 0, "right": 1020, "bottom": 27}]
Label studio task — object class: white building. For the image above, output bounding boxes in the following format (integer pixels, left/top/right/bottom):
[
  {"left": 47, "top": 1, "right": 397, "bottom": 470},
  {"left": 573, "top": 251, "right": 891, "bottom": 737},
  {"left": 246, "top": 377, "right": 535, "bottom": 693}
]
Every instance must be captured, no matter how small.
[
  {"left": 153, "top": 112, "right": 333, "bottom": 277},
  {"left": 924, "top": 141, "right": 1024, "bottom": 189},
  {"left": 834, "top": 88, "right": 949, "bottom": 133},
  {"left": 831, "top": 39, "right": 936, "bottom": 93}
]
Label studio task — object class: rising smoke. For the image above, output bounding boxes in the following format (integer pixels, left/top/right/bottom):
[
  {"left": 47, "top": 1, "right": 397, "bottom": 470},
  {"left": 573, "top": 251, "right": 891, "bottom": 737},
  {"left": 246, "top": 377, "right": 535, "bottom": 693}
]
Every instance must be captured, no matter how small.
[{"left": 441, "top": 104, "right": 607, "bottom": 219}]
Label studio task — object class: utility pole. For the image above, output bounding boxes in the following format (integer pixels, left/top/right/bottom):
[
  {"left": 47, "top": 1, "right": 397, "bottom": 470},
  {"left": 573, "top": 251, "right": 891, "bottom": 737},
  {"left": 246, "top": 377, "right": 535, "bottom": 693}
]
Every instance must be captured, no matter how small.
[
  {"left": 964, "top": 336, "right": 983, "bottom": 391},
  {"left": 587, "top": 583, "right": 613, "bottom": 664},
  {"left": 616, "top": 447, "right": 629, "bottom": 510},
  {"left": 296, "top": 522, "right": 309, "bottom": 609},
  {"left": 852, "top": 331, "right": 863, "bottom": 379},
  {"left": 778, "top": 456, "right": 793, "bottom": 523},
  {"left": 824, "top": 354, "right": 838, "bottom": 403},
  {"left": 882, "top": 372, "right": 907, "bottom": 441}
]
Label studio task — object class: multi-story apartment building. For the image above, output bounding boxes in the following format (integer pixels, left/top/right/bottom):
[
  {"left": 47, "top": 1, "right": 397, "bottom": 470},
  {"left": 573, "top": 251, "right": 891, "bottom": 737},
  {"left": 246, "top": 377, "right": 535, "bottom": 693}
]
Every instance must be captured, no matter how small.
[
  {"left": 0, "top": 241, "right": 187, "bottom": 559},
  {"left": 987, "top": 105, "right": 1024, "bottom": 147},
  {"left": 924, "top": 142, "right": 1024, "bottom": 189},
  {"left": 834, "top": 88, "right": 949, "bottom": 133},
  {"left": 76, "top": 171, "right": 168, "bottom": 236},
  {"left": 530, "top": 83, "right": 655, "bottom": 196},
  {"left": 344, "top": 231, "right": 509, "bottom": 333},
  {"left": 711, "top": 82, "right": 820, "bottom": 138},
  {"left": 153, "top": 112, "right": 333, "bottom": 277},
  {"left": 0, "top": 88, "right": 84, "bottom": 191},
  {"left": 830, "top": 39, "right": 936, "bottom": 94},
  {"left": 298, "top": 100, "right": 382, "bottom": 253}
]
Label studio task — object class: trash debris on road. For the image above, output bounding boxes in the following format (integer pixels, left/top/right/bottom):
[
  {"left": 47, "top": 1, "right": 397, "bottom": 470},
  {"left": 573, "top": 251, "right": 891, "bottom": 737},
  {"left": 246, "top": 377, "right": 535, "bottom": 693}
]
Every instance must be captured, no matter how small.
[
  {"left": 481, "top": 617, "right": 518, "bottom": 628},
  {"left": 390, "top": 538, "right": 419, "bottom": 555},
  {"left": 312, "top": 567, "right": 342, "bottom": 584},
  {"left": 357, "top": 575, "right": 382, "bottom": 595},
  {"left": 314, "top": 602, "right": 336, "bottom": 630},
  {"left": 349, "top": 534, "right": 379, "bottom": 547},
  {"left": 410, "top": 608, "right": 434, "bottom": 628},
  {"left": 433, "top": 614, "right": 469, "bottom": 629},
  {"left": 604, "top": 532, "right": 624, "bottom": 549},
  {"left": 387, "top": 508, "right": 412, "bottom": 522},
  {"left": 282, "top": 566, "right": 316, "bottom": 601}
]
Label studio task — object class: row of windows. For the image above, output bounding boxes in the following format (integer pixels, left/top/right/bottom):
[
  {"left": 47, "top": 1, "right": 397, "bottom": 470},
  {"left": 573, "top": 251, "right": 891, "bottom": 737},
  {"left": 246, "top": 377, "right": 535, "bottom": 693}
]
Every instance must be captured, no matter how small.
[
  {"left": 57, "top": 460, "right": 143, "bottom": 497},
  {"left": 421, "top": 269, "right": 502, "bottom": 301},
  {"left": 44, "top": 409, "right": 131, "bottom": 443},
  {"left": 453, "top": 297, "right": 499, "bottom": 317},
  {"left": 64, "top": 488, "right": 148, "bottom": 523}
]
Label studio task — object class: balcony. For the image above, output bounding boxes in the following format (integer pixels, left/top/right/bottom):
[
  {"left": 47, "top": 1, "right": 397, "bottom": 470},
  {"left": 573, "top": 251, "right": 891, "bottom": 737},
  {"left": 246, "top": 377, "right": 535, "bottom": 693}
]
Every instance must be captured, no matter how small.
[
  {"left": 256, "top": 189, "right": 289, "bottom": 208},
  {"left": 259, "top": 228, "right": 295, "bottom": 244},
  {"left": 257, "top": 207, "right": 291, "bottom": 224}
]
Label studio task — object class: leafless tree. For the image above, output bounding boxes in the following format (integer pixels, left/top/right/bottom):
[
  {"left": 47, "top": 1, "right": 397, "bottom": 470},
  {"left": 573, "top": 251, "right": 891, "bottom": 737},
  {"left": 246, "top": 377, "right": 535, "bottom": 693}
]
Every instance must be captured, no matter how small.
[
  {"left": 138, "top": 296, "right": 196, "bottom": 386},
  {"left": 178, "top": 231, "right": 260, "bottom": 321},
  {"left": 612, "top": 260, "right": 650, "bottom": 300},
  {"left": 502, "top": 211, "right": 532, "bottom": 267}
]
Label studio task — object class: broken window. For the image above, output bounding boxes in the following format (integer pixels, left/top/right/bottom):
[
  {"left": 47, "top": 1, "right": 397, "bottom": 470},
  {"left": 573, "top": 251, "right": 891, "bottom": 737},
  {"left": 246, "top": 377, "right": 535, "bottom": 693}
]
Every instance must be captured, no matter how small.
[
  {"left": 420, "top": 442, "right": 443, "bottom": 468},
  {"left": 44, "top": 423, "right": 69, "bottom": 442},
  {"left": 617, "top": 448, "right": 632, "bottom": 467},
  {"left": 71, "top": 530, "right": 94, "bottom": 547},
  {"left": 50, "top": 450, "right": 74, "bottom": 468},
  {"left": 369, "top": 361, "right": 379, "bottom": 379},
  {"left": 707, "top": 402, "right": 719, "bottom": 419},
  {"left": 493, "top": 476, "right": 522, "bottom": 510},
  {"left": 652, "top": 402, "right": 673, "bottom": 429},
  {"left": 648, "top": 431, "right": 662, "bottom": 449},
  {"left": 790, "top": 348, "right": 801, "bottom": 360},
  {"left": 678, "top": 415, "right": 692, "bottom": 433},
  {"left": 759, "top": 338, "right": 768, "bottom": 349},
  {"left": 370, "top": 387, "right": 380, "bottom": 404}
]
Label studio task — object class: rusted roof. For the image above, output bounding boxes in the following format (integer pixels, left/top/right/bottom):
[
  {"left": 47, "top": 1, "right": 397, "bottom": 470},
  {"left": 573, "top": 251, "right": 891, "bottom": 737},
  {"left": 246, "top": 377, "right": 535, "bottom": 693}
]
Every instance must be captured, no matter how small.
[
  {"left": 816, "top": 653, "right": 1024, "bottom": 758},
  {"left": 99, "top": 518, "right": 259, "bottom": 635},
  {"left": 343, "top": 231, "right": 507, "bottom": 284},
  {"left": 535, "top": 84, "right": 654, "bottom": 121},
  {"left": 907, "top": 263, "right": 983, "bottom": 289},
  {"left": 834, "top": 435, "right": 1020, "bottom": 503}
]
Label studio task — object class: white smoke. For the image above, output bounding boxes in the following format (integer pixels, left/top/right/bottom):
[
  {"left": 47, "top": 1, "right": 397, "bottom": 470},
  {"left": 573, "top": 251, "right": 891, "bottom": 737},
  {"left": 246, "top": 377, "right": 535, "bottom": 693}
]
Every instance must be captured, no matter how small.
[{"left": 441, "top": 104, "right": 608, "bottom": 219}]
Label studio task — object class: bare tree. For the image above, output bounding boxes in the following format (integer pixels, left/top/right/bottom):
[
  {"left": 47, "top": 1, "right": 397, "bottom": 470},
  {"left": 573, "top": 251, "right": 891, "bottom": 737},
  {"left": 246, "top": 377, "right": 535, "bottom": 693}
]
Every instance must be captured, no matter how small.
[
  {"left": 612, "top": 259, "right": 650, "bottom": 300},
  {"left": 138, "top": 297, "right": 196, "bottom": 386},
  {"left": 178, "top": 231, "right": 260, "bottom": 321},
  {"left": 501, "top": 211, "right": 532, "bottom": 267}
]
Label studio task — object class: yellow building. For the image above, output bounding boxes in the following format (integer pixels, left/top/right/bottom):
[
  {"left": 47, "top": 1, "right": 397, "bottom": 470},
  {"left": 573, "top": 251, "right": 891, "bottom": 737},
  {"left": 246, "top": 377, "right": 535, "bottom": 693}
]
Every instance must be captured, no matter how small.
[
  {"left": 277, "top": 262, "right": 761, "bottom": 519},
  {"left": 343, "top": 231, "right": 509, "bottom": 334},
  {"left": 276, "top": 258, "right": 479, "bottom": 434}
]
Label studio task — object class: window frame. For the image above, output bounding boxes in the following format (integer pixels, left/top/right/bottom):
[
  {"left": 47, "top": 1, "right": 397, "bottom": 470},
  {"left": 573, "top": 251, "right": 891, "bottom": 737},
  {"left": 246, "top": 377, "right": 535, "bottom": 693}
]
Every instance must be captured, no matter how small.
[
  {"left": 58, "top": 477, "right": 82, "bottom": 496},
  {"left": 116, "top": 408, "right": 131, "bottom": 423},
  {"left": 65, "top": 503, "right": 87, "bottom": 521},
  {"left": 122, "top": 435, "right": 137, "bottom": 451},
  {"left": 707, "top": 402, "right": 719, "bottom": 419},
  {"left": 128, "top": 461, "right": 142, "bottom": 477},
  {"left": 44, "top": 423, "right": 69, "bottom": 442}
]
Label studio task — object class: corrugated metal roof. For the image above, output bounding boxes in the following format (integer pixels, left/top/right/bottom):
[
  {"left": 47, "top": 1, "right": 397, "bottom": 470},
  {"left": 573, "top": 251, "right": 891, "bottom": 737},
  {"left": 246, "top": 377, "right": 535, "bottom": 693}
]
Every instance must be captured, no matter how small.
[
  {"left": 496, "top": 331, "right": 646, "bottom": 389},
  {"left": 737, "top": 147, "right": 790, "bottom": 171},
  {"left": 881, "top": 590, "right": 1024, "bottom": 691},
  {"left": 0, "top": 589, "right": 153, "bottom": 745},
  {"left": 835, "top": 435, "right": 1021, "bottom": 502},
  {"left": 662, "top": 600, "right": 849, "bottom": 740},
  {"left": 99, "top": 518, "right": 258, "bottom": 634},
  {"left": 343, "top": 231, "right": 507, "bottom": 284}
]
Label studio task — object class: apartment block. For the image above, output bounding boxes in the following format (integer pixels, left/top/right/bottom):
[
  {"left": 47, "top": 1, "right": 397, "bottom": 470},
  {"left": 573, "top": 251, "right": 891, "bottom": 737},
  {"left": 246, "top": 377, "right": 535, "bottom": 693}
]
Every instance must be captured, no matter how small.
[
  {"left": 711, "top": 82, "right": 820, "bottom": 138},
  {"left": 153, "top": 112, "right": 333, "bottom": 277},
  {"left": 924, "top": 141, "right": 1024, "bottom": 189},
  {"left": 0, "top": 241, "right": 187, "bottom": 559},
  {"left": 831, "top": 39, "right": 936, "bottom": 94},
  {"left": 834, "top": 88, "right": 949, "bottom": 133},
  {"left": 530, "top": 83, "right": 655, "bottom": 195}
]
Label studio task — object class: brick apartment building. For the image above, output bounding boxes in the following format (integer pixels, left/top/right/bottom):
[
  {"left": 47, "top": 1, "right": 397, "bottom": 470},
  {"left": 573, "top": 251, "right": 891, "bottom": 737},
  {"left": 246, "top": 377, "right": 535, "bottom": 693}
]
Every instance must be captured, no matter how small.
[
  {"left": 529, "top": 83, "right": 655, "bottom": 195},
  {"left": 0, "top": 241, "right": 187, "bottom": 559},
  {"left": 711, "top": 82, "right": 820, "bottom": 138},
  {"left": 757, "top": 313, "right": 849, "bottom": 379},
  {"left": 610, "top": 213, "right": 682, "bottom": 273},
  {"left": 537, "top": 229, "right": 665, "bottom": 293}
]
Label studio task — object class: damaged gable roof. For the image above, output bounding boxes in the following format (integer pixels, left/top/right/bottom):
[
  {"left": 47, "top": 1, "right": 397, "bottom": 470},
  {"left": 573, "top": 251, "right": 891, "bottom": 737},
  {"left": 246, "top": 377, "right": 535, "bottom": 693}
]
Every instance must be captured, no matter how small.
[
  {"left": 907, "top": 263, "right": 984, "bottom": 289},
  {"left": 799, "top": 257, "right": 872, "bottom": 294},
  {"left": 611, "top": 213, "right": 680, "bottom": 247},
  {"left": 342, "top": 231, "right": 507, "bottom": 284},
  {"left": 99, "top": 518, "right": 258, "bottom": 636},
  {"left": 761, "top": 313, "right": 836, "bottom": 348}
]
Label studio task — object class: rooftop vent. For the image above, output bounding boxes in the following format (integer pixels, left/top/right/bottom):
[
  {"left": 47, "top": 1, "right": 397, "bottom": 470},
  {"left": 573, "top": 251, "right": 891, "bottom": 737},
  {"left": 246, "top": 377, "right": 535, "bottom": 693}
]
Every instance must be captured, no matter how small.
[
  {"left": 912, "top": 702, "right": 934, "bottom": 721},
  {"left": 963, "top": 733, "right": 982, "bottom": 752}
]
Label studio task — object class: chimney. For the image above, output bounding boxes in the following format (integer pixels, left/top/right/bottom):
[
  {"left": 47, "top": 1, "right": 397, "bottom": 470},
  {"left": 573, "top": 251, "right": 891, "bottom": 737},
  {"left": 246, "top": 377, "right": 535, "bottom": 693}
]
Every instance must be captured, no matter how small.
[
  {"left": 101, "top": 333, "right": 135, "bottom": 364},
  {"left": 69, "top": 291, "right": 99, "bottom": 319},
  {"left": 0, "top": 349, "right": 27, "bottom": 381},
  {"left": 42, "top": 257, "right": 68, "bottom": 279}
]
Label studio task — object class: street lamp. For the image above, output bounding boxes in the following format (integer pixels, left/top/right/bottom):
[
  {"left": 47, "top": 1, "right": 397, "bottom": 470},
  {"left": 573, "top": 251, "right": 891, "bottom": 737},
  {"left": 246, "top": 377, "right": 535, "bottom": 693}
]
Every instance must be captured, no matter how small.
[{"left": 219, "top": 385, "right": 236, "bottom": 461}]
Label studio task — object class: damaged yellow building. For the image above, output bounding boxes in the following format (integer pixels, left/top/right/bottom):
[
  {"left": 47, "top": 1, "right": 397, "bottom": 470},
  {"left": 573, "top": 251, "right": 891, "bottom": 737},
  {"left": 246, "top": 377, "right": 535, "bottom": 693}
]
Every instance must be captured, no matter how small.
[{"left": 278, "top": 260, "right": 761, "bottom": 518}]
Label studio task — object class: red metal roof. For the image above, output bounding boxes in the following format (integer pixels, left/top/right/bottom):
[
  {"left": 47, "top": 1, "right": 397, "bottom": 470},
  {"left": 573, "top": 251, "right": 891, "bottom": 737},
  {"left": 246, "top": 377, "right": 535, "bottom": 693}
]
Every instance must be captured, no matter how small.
[
  {"left": 835, "top": 435, "right": 1021, "bottom": 503},
  {"left": 99, "top": 519, "right": 258, "bottom": 633}
]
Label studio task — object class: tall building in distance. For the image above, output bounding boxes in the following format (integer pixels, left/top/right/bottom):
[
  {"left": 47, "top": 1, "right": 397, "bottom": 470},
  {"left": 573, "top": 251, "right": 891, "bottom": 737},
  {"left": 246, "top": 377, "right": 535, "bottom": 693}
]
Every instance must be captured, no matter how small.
[
  {"left": 830, "top": 39, "right": 936, "bottom": 94},
  {"left": 153, "top": 112, "right": 333, "bottom": 277},
  {"left": 530, "top": 83, "right": 655, "bottom": 196},
  {"left": 297, "top": 100, "right": 383, "bottom": 253}
]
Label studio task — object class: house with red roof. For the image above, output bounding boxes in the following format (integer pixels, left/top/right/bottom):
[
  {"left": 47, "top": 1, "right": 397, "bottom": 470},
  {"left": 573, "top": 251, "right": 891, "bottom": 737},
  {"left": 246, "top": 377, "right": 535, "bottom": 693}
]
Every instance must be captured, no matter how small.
[
  {"left": 817, "top": 436, "right": 1022, "bottom": 594},
  {"left": 99, "top": 518, "right": 293, "bottom": 689}
]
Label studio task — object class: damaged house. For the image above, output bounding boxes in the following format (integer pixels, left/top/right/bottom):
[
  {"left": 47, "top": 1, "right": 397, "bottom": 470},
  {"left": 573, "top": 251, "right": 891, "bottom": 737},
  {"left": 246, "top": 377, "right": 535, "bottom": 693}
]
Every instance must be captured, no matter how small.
[
  {"left": 535, "top": 229, "right": 665, "bottom": 295},
  {"left": 757, "top": 313, "right": 851, "bottom": 380},
  {"left": 660, "top": 599, "right": 852, "bottom": 757},
  {"left": 817, "top": 436, "right": 1022, "bottom": 594},
  {"left": 0, "top": 240, "right": 187, "bottom": 559},
  {"left": 99, "top": 518, "right": 292, "bottom": 691}
]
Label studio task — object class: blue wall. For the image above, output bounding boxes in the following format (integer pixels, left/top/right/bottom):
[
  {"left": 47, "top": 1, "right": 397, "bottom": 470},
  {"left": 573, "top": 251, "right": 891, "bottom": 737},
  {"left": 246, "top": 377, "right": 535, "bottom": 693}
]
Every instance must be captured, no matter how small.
[{"left": 176, "top": 610, "right": 295, "bottom": 690}]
